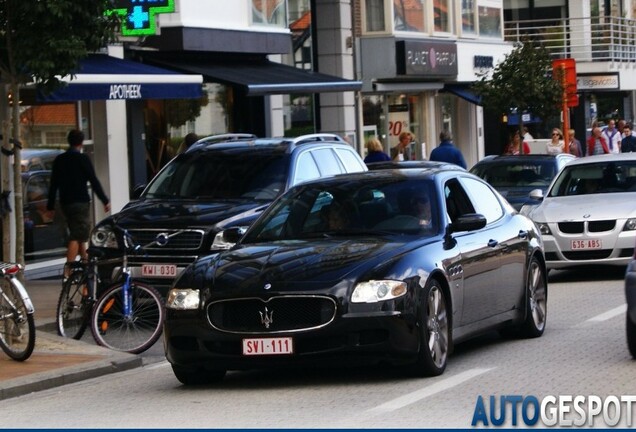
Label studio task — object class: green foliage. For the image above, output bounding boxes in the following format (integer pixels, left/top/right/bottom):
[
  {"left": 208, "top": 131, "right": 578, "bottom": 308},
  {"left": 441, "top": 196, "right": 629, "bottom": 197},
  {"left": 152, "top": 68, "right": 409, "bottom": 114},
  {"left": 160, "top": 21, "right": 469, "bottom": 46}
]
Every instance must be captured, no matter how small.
[
  {"left": 284, "top": 124, "right": 315, "bottom": 137},
  {"left": 0, "top": 0, "right": 120, "bottom": 91},
  {"left": 473, "top": 39, "right": 563, "bottom": 128},
  {"left": 165, "top": 94, "right": 210, "bottom": 128}
]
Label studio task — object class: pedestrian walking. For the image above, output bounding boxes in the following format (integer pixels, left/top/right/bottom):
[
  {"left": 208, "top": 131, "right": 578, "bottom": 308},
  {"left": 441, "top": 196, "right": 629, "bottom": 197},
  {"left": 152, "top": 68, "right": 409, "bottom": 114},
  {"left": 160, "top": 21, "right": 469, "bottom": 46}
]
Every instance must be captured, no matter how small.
[
  {"left": 47, "top": 129, "right": 110, "bottom": 280},
  {"left": 622, "top": 124, "right": 636, "bottom": 153},
  {"left": 177, "top": 132, "right": 199, "bottom": 154},
  {"left": 546, "top": 128, "right": 565, "bottom": 155},
  {"left": 586, "top": 127, "right": 611, "bottom": 155},
  {"left": 364, "top": 137, "right": 391, "bottom": 164},
  {"left": 430, "top": 130, "right": 466, "bottom": 168},
  {"left": 602, "top": 119, "right": 621, "bottom": 153},
  {"left": 390, "top": 132, "right": 413, "bottom": 161},
  {"left": 567, "top": 129, "right": 583, "bottom": 156}
]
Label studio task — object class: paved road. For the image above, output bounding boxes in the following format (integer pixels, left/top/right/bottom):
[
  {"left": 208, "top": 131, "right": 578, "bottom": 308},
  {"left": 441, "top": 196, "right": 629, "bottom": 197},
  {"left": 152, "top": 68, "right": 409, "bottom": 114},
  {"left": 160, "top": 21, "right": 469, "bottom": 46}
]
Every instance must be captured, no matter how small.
[{"left": 4, "top": 267, "right": 634, "bottom": 429}]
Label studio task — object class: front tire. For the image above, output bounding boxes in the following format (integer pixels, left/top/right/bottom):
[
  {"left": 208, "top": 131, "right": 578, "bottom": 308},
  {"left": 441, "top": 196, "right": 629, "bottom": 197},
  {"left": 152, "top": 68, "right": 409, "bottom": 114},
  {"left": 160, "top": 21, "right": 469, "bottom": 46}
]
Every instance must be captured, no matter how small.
[
  {"left": 407, "top": 279, "right": 449, "bottom": 377},
  {"left": 627, "top": 314, "right": 636, "bottom": 359},
  {"left": 520, "top": 256, "right": 547, "bottom": 338}
]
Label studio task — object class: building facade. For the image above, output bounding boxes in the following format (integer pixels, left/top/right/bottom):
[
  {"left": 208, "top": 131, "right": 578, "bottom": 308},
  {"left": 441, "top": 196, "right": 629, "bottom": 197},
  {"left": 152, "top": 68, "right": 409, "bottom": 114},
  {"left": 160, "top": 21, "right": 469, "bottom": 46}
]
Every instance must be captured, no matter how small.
[
  {"left": 504, "top": 0, "right": 636, "bottom": 145},
  {"left": 355, "top": 0, "right": 512, "bottom": 162}
]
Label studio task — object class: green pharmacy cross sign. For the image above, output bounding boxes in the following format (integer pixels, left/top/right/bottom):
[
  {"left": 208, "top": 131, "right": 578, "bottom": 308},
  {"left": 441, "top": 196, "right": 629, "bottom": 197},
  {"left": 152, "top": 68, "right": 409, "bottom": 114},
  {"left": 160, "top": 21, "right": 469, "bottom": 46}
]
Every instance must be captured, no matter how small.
[{"left": 108, "top": 0, "right": 175, "bottom": 36}]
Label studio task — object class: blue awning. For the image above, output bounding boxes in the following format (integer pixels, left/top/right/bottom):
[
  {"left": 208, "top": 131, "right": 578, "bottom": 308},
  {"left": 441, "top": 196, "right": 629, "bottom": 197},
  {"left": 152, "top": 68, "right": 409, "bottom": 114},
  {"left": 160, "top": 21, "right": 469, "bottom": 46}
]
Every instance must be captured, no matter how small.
[
  {"left": 36, "top": 54, "right": 203, "bottom": 102},
  {"left": 442, "top": 84, "right": 482, "bottom": 105}
]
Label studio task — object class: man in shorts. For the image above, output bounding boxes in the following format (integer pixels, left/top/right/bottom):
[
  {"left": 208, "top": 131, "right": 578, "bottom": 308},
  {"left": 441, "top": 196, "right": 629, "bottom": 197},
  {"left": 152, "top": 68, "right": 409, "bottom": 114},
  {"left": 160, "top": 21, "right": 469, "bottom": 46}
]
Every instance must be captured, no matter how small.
[{"left": 47, "top": 129, "right": 110, "bottom": 279}]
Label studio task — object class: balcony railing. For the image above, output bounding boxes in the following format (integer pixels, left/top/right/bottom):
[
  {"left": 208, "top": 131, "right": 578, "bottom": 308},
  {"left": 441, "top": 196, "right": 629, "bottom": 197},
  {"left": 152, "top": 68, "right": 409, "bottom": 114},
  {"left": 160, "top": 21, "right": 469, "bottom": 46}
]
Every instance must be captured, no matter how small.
[{"left": 504, "top": 16, "right": 636, "bottom": 64}]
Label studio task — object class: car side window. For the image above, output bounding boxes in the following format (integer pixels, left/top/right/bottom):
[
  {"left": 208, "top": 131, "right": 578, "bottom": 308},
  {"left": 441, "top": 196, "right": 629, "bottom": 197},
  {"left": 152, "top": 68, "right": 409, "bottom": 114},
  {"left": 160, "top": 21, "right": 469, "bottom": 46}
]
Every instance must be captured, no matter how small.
[
  {"left": 459, "top": 177, "right": 504, "bottom": 224},
  {"left": 26, "top": 175, "right": 49, "bottom": 204},
  {"left": 311, "top": 148, "right": 342, "bottom": 176},
  {"left": 293, "top": 152, "right": 321, "bottom": 185},
  {"left": 335, "top": 148, "right": 366, "bottom": 173},
  {"left": 443, "top": 179, "right": 475, "bottom": 223}
]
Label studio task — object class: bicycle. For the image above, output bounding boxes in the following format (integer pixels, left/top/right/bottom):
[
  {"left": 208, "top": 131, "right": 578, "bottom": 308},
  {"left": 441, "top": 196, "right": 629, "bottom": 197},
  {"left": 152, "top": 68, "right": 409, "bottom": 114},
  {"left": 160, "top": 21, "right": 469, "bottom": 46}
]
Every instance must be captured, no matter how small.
[
  {"left": 55, "top": 228, "right": 165, "bottom": 354},
  {"left": 0, "top": 262, "right": 36, "bottom": 361}
]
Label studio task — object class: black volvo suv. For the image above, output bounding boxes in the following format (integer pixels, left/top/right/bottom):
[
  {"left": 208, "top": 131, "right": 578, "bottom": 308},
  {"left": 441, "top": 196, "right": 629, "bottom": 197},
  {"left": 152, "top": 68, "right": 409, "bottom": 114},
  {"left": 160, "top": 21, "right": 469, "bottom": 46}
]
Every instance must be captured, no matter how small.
[{"left": 89, "top": 133, "right": 367, "bottom": 294}]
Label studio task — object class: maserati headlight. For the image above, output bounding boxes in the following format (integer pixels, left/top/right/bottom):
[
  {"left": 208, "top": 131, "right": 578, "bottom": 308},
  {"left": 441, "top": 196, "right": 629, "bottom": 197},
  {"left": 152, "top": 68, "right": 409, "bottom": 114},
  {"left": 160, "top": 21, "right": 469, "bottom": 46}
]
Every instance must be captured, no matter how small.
[
  {"left": 351, "top": 280, "right": 407, "bottom": 303},
  {"left": 90, "top": 225, "right": 118, "bottom": 248},
  {"left": 624, "top": 218, "right": 636, "bottom": 231},
  {"left": 536, "top": 222, "right": 551, "bottom": 236},
  {"left": 166, "top": 288, "right": 200, "bottom": 310}
]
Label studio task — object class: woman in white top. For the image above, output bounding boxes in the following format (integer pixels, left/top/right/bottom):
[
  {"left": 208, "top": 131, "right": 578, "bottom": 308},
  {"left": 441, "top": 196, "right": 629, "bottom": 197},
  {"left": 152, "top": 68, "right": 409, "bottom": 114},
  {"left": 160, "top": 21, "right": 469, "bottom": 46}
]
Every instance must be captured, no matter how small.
[{"left": 546, "top": 128, "right": 565, "bottom": 154}]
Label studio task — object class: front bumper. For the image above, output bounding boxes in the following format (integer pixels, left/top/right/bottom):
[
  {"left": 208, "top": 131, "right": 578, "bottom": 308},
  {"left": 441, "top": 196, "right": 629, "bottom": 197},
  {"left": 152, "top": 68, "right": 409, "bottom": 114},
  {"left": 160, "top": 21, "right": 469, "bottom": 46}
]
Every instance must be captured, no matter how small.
[
  {"left": 163, "top": 310, "right": 420, "bottom": 371},
  {"left": 541, "top": 225, "right": 636, "bottom": 269}
]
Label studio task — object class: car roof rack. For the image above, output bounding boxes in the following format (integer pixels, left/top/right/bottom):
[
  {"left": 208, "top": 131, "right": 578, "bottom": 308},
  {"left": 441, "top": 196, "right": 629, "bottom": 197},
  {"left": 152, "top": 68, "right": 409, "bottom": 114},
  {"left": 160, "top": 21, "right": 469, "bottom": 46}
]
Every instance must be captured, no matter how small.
[
  {"left": 290, "top": 133, "right": 347, "bottom": 145},
  {"left": 195, "top": 133, "right": 258, "bottom": 145}
]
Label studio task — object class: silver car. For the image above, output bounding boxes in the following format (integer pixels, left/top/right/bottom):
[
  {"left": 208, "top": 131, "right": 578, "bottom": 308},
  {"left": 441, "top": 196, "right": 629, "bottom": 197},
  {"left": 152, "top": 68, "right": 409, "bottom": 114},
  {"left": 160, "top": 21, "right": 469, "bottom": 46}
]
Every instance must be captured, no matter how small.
[
  {"left": 626, "top": 252, "right": 636, "bottom": 358},
  {"left": 523, "top": 153, "right": 636, "bottom": 269}
]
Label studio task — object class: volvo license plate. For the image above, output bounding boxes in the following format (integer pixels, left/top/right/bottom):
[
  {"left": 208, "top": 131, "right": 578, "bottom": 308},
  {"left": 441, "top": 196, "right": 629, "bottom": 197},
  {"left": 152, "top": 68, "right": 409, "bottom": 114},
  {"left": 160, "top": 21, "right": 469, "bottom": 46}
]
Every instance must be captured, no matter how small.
[
  {"left": 571, "top": 239, "right": 602, "bottom": 250},
  {"left": 242, "top": 337, "right": 293, "bottom": 355},
  {"left": 141, "top": 264, "right": 177, "bottom": 277}
]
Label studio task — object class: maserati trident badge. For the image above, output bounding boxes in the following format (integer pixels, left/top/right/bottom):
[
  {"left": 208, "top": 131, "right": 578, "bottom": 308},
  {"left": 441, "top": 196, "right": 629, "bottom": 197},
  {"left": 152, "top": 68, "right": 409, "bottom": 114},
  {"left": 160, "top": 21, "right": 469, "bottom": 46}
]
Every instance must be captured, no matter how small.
[{"left": 259, "top": 307, "right": 274, "bottom": 329}]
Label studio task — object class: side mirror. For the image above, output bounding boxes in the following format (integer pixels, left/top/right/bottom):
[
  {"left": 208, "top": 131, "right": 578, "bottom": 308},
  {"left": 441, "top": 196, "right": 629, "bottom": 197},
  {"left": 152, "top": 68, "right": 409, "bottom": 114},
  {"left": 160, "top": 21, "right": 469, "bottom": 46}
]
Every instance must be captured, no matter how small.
[
  {"left": 222, "top": 227, "right": 245, "bottom": 244},
  {"left": 450, "top": 213, "right": 487, "bottom": 233},
  {"left": 131, "top": 184, "right": 146, "bottom": 200},
  {"left": 529, "top": 188, "right": 544, "bottom": 201}
]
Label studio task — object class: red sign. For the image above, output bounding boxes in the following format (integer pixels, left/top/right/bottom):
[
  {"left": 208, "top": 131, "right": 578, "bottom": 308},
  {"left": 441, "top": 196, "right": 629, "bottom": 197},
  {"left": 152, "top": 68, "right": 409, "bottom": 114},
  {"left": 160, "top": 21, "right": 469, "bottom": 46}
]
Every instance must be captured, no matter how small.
[{"left": 553, "top": 59, "right": 577, "bottom": 107}]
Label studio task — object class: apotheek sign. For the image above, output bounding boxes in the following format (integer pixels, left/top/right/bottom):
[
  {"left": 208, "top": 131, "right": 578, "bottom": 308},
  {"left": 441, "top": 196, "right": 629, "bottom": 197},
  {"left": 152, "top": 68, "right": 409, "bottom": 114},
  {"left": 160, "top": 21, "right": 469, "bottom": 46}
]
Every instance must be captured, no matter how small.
[
  {"left": 396, "top": 40, "right": 458, "bottom": 76},
  {"left": 577, "top": 73, "right": 619, "bottom": 90}
]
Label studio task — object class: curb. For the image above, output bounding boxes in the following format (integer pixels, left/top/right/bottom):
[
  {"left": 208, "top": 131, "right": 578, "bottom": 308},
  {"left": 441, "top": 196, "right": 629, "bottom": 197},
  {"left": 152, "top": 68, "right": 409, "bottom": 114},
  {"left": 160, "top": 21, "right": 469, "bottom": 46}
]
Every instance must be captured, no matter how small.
[{"left": 0, "top": 331, "right": 143, "bottom": 401}]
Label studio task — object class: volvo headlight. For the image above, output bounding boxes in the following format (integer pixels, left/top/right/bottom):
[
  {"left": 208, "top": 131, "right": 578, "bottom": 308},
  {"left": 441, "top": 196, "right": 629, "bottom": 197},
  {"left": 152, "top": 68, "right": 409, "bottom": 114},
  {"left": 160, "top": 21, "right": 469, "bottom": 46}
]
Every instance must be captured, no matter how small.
[
  {"left": 166, "top": 289, "right": 200, "bottom": 310},
  {"left": 90, "top": 225, "right": 118, "bottom": 248},
  {"left": 536, "top": 222, "right": 551, "bottom": 236},
  {"left": 351, "top": 280, "right": 407, "bottom": 303},
  {"left": 624, "top": 218, "right": 636, "bottom": 231}
]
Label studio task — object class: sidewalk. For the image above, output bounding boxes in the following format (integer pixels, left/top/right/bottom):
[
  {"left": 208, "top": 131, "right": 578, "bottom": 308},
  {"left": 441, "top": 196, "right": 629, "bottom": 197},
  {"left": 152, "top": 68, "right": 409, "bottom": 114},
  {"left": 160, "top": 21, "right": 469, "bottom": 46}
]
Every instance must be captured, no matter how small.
[{"left": 0, "top": 279, "right": 146, "bottom": 401}]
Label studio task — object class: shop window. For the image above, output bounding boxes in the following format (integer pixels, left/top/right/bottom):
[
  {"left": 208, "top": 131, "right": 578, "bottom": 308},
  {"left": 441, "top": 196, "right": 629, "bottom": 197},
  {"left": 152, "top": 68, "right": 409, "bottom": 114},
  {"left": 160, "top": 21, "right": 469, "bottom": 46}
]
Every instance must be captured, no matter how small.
[
  {"left": 365, "top": 0, "right": 387, "bottom": 32},
  {"left": 252, "top": 0, "right": 287, "bottom": 27},
  {"left": 434, "top": 0, "right": 452, "bottom": 33},
  {"left": 462, "top": 0, "right": 477, "bottom": 36},
  {"left": 80, "top": 101, "right": 92, "bottom": 141},
  {"left": 478, "top": 2, "right": 502, "bottom": 38},
  {"left": 394, "top": 0, "right": 425, "bottom": 32}
]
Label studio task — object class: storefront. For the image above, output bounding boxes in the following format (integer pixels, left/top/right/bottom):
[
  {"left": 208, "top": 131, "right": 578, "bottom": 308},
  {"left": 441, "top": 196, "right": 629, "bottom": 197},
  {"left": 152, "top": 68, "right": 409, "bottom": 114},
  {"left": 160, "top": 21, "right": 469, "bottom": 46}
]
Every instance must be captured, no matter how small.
[{"left": 358, "top": 37, "right": 511, "bottom": 166}]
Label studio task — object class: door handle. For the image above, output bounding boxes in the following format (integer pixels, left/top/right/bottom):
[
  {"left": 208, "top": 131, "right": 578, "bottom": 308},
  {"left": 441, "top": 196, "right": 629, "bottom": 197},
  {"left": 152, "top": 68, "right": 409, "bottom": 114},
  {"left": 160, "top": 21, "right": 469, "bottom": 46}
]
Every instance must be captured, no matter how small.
[
  {"left": 488, "top": 239, "right": 498, "bottom": 248},
  {"left": 518, "top": 230, "right": 528, "bottom": 239}
]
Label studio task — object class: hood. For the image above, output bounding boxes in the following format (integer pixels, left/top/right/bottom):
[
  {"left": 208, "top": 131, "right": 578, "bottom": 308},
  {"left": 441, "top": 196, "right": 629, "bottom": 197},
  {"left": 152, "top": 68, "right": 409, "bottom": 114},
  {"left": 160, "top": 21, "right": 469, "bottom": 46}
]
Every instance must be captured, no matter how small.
[
  {"left": 113, "top": 198, "right": 269, "bottom": 229},
  {"left": 531, "top": 193, "right": 636, "bottom": 222},
  {"left": 194, "top": 238, "right": 421, "bottom": 293}
]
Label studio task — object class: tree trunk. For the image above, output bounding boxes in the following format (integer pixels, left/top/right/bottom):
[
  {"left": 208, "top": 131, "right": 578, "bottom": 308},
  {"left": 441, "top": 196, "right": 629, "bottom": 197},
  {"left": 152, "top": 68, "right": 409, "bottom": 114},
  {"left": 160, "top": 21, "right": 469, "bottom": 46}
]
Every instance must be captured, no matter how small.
[
  {"left": 10, "top": 81, "right": 24, "bottom": 267},
  {"left": 1, "top": 98, "right": 11, "bottom": 261}
]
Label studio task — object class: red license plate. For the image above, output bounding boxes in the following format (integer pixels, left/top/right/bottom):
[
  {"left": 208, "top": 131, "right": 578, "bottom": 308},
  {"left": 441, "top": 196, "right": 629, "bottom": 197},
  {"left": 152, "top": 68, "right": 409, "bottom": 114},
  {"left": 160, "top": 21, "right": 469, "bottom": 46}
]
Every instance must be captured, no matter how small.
[
  {"left": 571, "top": 239, "right": 602, "bottom": 250},
  {"left": 141, "top": 264, "right": 177, "bottom": 277},
  {"left": 242, "top": 337, "right": 294, "bottom": 355}
]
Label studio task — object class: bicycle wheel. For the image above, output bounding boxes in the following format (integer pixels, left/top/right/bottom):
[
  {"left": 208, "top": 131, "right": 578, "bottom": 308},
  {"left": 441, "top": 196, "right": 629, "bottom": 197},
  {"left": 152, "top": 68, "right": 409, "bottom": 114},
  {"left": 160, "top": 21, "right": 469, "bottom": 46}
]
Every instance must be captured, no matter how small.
[
  {"left": 0, "top": 281, "right": 36, "bottom": 361},
  {"left": 90, "top": 281, "right": 164, "bottom": 354},
  {"left": 56, "top": 272, "right": 90, "bottom": 339}
]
